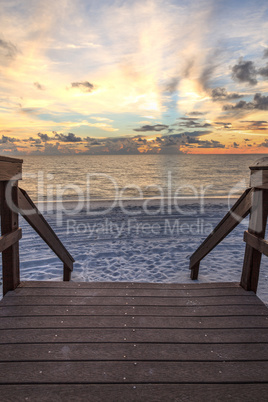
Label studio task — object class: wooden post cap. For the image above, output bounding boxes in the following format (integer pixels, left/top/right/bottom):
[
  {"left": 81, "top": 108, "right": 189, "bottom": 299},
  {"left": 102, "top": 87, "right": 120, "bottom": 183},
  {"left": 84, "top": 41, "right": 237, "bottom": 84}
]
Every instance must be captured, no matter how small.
[
  {"left": 250, "top": 157, "right": 268, "bottom": 188},
  {"left": 0, "top": 156, "right": 23, "bottom": 181},
  {"left": 250, "top": 157, "right": 268, "bottom": 170}
]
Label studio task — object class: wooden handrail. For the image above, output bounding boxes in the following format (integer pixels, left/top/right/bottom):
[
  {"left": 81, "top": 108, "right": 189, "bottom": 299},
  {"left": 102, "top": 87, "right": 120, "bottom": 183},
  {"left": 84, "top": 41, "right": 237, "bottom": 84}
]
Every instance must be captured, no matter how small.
[
  {"left": 17, "top": 187, "right": 74, "bottom": 279},
  {"left": 0, "top": 229, "right": 22, "bottom": 253},
  {"left": 244, "top": 231, "right": 268, "bottom": 257},
  {"left": 189, "top": 188, "right": 253, "bottom": 279}
]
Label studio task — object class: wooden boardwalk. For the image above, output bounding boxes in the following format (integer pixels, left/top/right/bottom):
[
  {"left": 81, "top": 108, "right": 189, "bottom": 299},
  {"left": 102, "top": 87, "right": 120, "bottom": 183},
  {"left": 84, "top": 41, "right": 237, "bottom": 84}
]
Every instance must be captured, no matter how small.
[{"left": 0, "top": 281, "right": 267, "bottom": 401}]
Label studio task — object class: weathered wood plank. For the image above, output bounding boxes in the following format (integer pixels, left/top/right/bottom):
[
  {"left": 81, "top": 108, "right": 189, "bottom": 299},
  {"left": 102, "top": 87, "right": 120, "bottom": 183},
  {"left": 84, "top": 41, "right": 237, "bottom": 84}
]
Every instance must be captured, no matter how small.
[
  {"left": 14, "top": 286, "right": 253, "bottom": 297},
  {"left": 10, "top": 286, "right": 259, "bottom": 298},
  {"left": 0, "top": 228, "right": 22, "bottom": 253},
  {"left": 244, "top": 230, "right": 268, "bottom": 257},
  {"left": 1, "top": 315, "right": 267, "bottom": 329},
  {"left": 0, "top": 157, "right": 22, "bottom": 181},
  {"left": 1, "top": 361, "right": 268, "bottom": 383},
  {"left": 1, "top": 342, "right": 267, "bottom": 362},
  {"left": 0, "top": 384, "right": 267, "bottom": 402},
  {"left": 0, "top": 293, "right": 263, "bottom": 307},
  {"left": 0, "top": 155, "right": 23, "bottom": 163},
  {"left": 0, "top": 328, "right": 267, "bottom": 344},
  {"left": 18, "top": 280, "right": 242, "bottom": 289},
  {"left": 250, "top": 166, "right": 268, "bottom": 188},
  {"left": 1, "top": 302, "right": 266, "bottom": 316}
]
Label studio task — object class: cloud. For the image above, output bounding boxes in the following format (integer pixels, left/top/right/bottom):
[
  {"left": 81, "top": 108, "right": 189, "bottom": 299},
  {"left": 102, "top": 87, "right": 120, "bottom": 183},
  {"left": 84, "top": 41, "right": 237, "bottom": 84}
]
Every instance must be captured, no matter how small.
[
  {"left": 231, "top": 59, "right": 257, "bottom": 86},
  {"left": 91, "top": 116, "right": 113, "bottom": 122},
  {"left": 43, "top": 142, "right": 61, "bottom": 155},
  {"left": 0, "top": 142, "right": 20, "bottom": 155},
  {"left": 34, "top": 82, "right": 45, "bottom": 90},
  {"left": 159, "top": 131, "right": 213, "bottom": 151},
  {"left": 71, "top": 81, "right": 96, "bottom": 92},
  {"left": 244, "top": 93, "right": 268, "bottom": 110},
  {"left": 259, "top": 139, "right": 268, "bottom": 147},
  {"left": 214, "top": 121, "right": 232, "bottom": 129},
  {"left": 62, "top": 120, "right": 118, "bottom": 132},
  {"left": 0, "top": 38, "right": 18, "bottom": 60},
  {"left": 239, "top": 120, "right": 268, "bottom": 130},
  {"left": 133, "top": 124, "right": 169, "bottom": 132},
  {"left": 233, "top": 142, "right": 239, "bottom": 148},
  {"left": 197, "top": 139, "right": 225, "bottom": 149},
  {"left": 178, "top": 130, "right": 212, "bottom": 138},
  {"left": 83, "top": 136, "right": 142, "bottom": 155},
  {"left": 199, "top": 64, "right": 217, "bottom": 90},
  {"left": 223, "top": 100, "right": 253, "bottom": 111},
  {"left": 0, "top": 135, "right": 17, "bottom": 144},
  {"left": 241, "top": 120, "right": 268, "bottom": 125},
  {"left": 21, "top": 107, "right": 42, "bottom": 115},
  {"left": 263, "top": 48, "right": 268, "bottom": 58},
  {"left": 38, "top": 133, "right": 52, "bottom": 142},
  {"left": 188, "top": 111, "right": 207, "bottom": 116},
  {"left": 25, "top": 137, "right": 42, "bottom": 145},
  {"left": 0, "top": 129, "right": 225, "bottom": 155},
  {"left": 258, "top": 64, "right": 268, "bottom": 78},
  {"left": 163, "top": 77, "right": 179, "bottom": 94},
  {"left": 174, "top": 132, "right": 225, "bottom": 149},
  {"left": 54, "top": 132, "right": 82, "bottom": 142},
  {"left": 177, "top": 117, "right": 212, "bottom": 129},
  {"left": 210, "top": 87, "right": 243, "bottom": 101},
  {"left": 223, "top": 93, "right": 268, "bottom": 111}
]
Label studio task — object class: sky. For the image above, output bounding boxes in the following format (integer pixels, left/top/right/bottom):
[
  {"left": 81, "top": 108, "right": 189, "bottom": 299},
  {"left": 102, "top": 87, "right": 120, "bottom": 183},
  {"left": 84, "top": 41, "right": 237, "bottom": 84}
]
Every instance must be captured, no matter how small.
[{"left": 1, "top": 0, "right": 268, "bottom": 155}]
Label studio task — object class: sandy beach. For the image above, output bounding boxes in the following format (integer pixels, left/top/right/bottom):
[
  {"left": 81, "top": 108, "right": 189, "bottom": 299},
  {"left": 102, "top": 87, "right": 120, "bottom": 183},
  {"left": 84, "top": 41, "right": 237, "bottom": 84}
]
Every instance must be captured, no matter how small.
[{"left": 11, "top": 198, "right": 268, "bottom": 306}]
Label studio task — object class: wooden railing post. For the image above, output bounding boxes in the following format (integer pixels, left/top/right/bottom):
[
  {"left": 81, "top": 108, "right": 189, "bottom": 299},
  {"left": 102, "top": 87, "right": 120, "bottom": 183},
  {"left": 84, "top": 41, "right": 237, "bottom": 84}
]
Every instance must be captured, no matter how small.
[
  {"left": 63, "top": 263, "right": 73, "bottom": 281},
  {"left": 0, "top": 156, "right": 23, "bottom": 295},
  {"left": 240, "top": 158, "right": 268, "bottom": 292}
]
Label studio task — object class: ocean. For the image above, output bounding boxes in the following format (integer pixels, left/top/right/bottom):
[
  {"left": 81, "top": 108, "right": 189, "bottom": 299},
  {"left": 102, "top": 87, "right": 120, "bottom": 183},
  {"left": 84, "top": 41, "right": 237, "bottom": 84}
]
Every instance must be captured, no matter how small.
[{"left": 21, "top": 154, "right": 263, "bottom": 202}]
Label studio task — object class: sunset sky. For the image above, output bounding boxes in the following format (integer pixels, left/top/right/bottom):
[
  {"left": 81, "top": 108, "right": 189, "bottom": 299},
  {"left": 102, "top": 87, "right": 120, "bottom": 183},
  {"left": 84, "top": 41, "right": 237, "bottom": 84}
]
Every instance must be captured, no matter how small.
[{"left": 1, "top": 0, "right": 268, "bottom": 155}]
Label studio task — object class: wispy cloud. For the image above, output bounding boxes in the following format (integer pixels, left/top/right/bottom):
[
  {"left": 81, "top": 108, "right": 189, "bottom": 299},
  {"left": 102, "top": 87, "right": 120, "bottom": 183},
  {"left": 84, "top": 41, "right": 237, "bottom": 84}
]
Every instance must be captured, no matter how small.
[
  {"left": 0, "top": 37, "right": 19, "bottom": 60},
  {"left": 210, "top": 87, "right": 243, "bottom": 101},
  {"left": 70, "top": 81, "right": 96, "bottom": 93},
  {"left": 133, "top": 124, "right": 169, "bottom": 132},
  {"left": 34, "top": 82, "right": 45, "bottom": 90}
]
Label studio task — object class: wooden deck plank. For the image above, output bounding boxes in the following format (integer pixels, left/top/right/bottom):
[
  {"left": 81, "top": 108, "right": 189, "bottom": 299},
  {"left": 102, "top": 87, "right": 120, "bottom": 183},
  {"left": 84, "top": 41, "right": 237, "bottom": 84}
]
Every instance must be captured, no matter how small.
[
  {"left": 18, "top": 280, "right": 242, "bottom": 289},
  {"left": 0, "top": 342, "right": 267, "bottom": 362},
  {"left": 1, "top": 303, "right": 267, "bottom": 315},
  {"left": 0, "top": 315, "right": 268, "bottom": 329},
  {"left": 1, "top": 361, "right": 268, "bottom": 383},
  {"left": 1, "top": 384, "right": 268, "bottom": 402},
  {"left": 0, "top": 328, "right": 268, "bottom": 343},
  {"left": 11, "top": 286, "right": 255, "bottom": 297},
  {"left": 1, "top": 303, "right": 267, "bottom": 317},
  {"left": 1, "top": 294, "right": 262, "bottom": 307}
]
